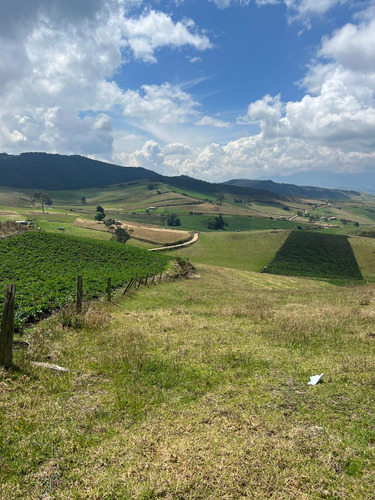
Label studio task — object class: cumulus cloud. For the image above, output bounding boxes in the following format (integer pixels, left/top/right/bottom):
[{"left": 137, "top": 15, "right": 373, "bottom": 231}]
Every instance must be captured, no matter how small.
[
  {"left": 122, "top": 83, "right": 201, "bottom": 124},
  {"left": 319, "top": 18, "right": 375, "bottom": 72},
  {"left": 1, "top": 0, "right": 374, "bottom": 185},
  {"left": 116, "top": 140, "right": 170, "bottom": 174},
  {"left": 0, "top": 0, "right": 213, "bottom": 156},
  {"left": 236, "top": 14, "right": 375, "bottom": 158},
  {"left": 119, "top": 9, "right": 375, "bottom": 182},
  {"left": 122, "top": 10, "right": 212, "bottom": 63}
]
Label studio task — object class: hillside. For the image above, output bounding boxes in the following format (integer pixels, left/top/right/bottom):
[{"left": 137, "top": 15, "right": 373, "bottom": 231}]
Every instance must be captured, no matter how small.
[
  {"left": 0, "top": 153, "right": 292, "bottom": 204},
  {"left": 0, "top": 152, "right": 160, "bottom": 190},
  {"left": 225, "top": 178, "right": 360, "bottom": 200},
  {"left": 1, "top": 264, "right": 374, "bottom": 498}
]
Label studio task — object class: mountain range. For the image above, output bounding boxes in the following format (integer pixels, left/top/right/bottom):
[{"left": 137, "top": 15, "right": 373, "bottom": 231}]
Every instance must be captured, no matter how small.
[{"left": 0, "top": 152, "right": 362, "bottom": 201}]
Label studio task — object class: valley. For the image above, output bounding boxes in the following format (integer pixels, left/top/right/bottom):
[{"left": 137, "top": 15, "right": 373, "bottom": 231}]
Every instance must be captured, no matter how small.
[{"left": 1, "top": 155, "right": 375, "bottom": 498}]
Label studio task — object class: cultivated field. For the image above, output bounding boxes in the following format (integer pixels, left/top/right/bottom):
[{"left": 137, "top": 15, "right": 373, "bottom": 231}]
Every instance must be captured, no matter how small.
[
  {"left": 0, "top": 232, "right": 170, "bottom": 328},
  {"left": 264, "top": 231, "right": 363, "bottom": 281}
]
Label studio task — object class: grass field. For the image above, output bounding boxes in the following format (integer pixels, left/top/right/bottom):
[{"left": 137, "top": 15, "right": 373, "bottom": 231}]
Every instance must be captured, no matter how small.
[
  {"left": 174, "top": 230, "right": 289, "bottom": 272},
  {"left": 1, "top": 265, "right": 374, "bottom": 498}
]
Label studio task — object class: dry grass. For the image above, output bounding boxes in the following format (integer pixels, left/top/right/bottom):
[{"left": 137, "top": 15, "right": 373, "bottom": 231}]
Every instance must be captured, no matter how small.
[
  {"left": 1, "top": 265, "right": 374, "bottom": 498},
  {"left": 74, "top": 217, "right": 191, "bottom": 245}
]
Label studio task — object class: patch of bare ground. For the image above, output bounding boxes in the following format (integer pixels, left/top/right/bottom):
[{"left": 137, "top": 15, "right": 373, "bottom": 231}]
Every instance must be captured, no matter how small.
[{"left": 0, "top": 220, "right": 33, "bottom": 239}]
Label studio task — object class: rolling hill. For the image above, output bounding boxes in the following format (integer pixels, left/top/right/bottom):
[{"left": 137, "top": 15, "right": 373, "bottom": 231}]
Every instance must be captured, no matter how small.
[
  {"left": 0, "top": 152, "right": 360, "bottom": 202},
  {"left": 224, "top": 178, "right": 360, "bottom": 200}
]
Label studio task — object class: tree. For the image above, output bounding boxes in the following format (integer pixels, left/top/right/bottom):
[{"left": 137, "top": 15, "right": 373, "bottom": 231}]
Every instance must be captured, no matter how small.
[
  {"left": 95, "top": 212, "right": 105, "bottom": 223},
  {"left": 32, "top": 191, "right": 53, "bottom": 213},
  {"left": 166, "top": 213, "right": 181, "bottom": 226},
  {"left": 80, "top": 196, "right": 87, "bottom": 205},
  {"left": 95, "top": 205, "right": 106, "bottom": 222},
  {"left": 205, "top": 213, "right": 227, "bottom": 230},
  {"left": 104, "top": 218, "right": 116, "bottom": 228},
  {"left": 112, "top": 226, "right": 130, "bottom": 244}
]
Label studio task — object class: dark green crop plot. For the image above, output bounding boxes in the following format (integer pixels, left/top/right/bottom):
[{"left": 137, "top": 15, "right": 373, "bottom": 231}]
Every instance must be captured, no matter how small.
[
  {"left": 0, "top": 232, "right": 170, "bottom": 327},
  {"left": 264, "top": 230, "right": 363, "bottom": 280}
]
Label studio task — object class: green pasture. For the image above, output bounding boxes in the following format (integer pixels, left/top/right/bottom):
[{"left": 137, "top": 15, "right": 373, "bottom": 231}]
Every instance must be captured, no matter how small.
[
  {"left": 178, "top": 214, "right": 306, "bottom": 232},
  {"left": 350, "top": 235, "right": 375, "bottom": 281},
  {"left": 174, "top": 230, "right": 289, "bottom": 272}
]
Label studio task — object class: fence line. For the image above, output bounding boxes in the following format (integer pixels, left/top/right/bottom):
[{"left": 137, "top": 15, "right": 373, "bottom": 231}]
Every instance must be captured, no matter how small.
[{"left": 0, "top": 270, "right": 162, "bottom": 367}]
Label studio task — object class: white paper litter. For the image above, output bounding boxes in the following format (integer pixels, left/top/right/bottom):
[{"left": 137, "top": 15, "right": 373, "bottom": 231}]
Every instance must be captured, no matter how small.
[
  {"left": 308, "top": 373, "right": 323, "bottom": 385},
  {"left": 31, "top": 361, "right": 69, "bottom": 372}
]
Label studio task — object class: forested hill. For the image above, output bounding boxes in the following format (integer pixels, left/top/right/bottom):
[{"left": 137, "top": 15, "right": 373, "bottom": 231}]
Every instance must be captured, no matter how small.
[
  {"left": 224, "top": 178, "right": 361, "bottom": 200},
  {"left": 0, "top": 152, "right": 359, "bottom": 201},
  {"left": 0, "top": 152, "right": 285, "bottom": 202},
  {"left": 0, "top": 152, "right": 160, "bottom": 190}
]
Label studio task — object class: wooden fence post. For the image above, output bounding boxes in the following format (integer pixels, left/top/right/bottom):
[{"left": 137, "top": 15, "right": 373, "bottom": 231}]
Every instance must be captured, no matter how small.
[
  {"left": 76, "top": 275, "right": 83, "bottom": 313},
  {"left": 123, "top": 277, "right": 135, "bottom": 296},
  {"left": 0, "top": 284, "right": 16, "bottom": 367},
  {"left": 107, "top": 277, "right": 111, "bottom": 302}
]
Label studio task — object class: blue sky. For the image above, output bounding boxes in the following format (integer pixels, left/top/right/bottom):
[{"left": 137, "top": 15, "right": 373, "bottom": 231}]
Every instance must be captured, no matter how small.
[{"left": 1, "top": 0, "right": 375, "bottom": 188}]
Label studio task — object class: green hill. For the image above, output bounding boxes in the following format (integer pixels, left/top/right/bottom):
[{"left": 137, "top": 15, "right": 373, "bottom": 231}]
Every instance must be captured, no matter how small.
[{"left": 225, "top": 178, "right": 360, "bottom": 200}]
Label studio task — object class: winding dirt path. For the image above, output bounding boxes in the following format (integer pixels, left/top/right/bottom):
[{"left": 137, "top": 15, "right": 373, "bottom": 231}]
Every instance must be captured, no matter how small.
[{"left": 148, "top": 232, "right": 199, "bottom": 251}]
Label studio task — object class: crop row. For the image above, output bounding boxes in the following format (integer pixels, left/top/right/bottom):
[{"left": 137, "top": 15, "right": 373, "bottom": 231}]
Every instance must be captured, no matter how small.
[
  {"left": 264, "top": 230, "right": 363, "bottom": 280},
  {"left": 0, "top": 232, "right": 170, "bottom": 328}
]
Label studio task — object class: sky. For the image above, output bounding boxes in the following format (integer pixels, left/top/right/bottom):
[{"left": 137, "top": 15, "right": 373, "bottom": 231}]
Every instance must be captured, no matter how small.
[{"left": 1, "top": 0, "right": 375, "bottom": 187}]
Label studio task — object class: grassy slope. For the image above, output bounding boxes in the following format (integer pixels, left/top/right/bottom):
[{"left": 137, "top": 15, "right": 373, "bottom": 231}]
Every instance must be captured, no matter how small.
[
  {"left": 1, "top": 266, "right": 374, "bottom": 498},
  {"left": 350, "top": 235, "right": 375, "bottom": 281},
  {"left": 174, "top": 230, "right": 289, "bottom": 272}
]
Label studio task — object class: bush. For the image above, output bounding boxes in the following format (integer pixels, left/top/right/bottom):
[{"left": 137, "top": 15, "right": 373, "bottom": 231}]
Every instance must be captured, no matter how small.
[
  {"left": 112, "top": 227, "right": 131, "bottom": 244},
  {"left": 166, "top": 214, "right": 181, "bottom": 227}
]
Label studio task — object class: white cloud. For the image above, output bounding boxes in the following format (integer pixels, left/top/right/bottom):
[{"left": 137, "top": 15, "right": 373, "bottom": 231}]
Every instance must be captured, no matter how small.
[
  {"left": 0, "top": 0, "right": 214, "bottom": 158},
  {"left": 118, "top": 9, "right": 375, "bottom": 182},
  {"left": 1, "top": 0, "right": 374, "bottom": 185},
  {"left": 122, "top": 10, "right": 212, "bottom": 63},
  {"left": 163, "top": 143, "right": 193, "bottom": 156},
  {"left": 208, "top": 0, "right": 251, "bottom": 8},
  {"left": 196, "top": 116, "right": 231, "bottom": 128},
  {"left": 122, "top": 83, "right": 201, "bottom": 124},
  {"left": 237, "top": 14, "right": 375, "bottom": 155},
  {"left": 319, "top": 18, "right": 375, "bottom": 72},
  {"left": 117, "top": 140, "right": 169, "bottom": 173},
  {"left": 283, "top": 0, "right": 349, "bottom": 26}
]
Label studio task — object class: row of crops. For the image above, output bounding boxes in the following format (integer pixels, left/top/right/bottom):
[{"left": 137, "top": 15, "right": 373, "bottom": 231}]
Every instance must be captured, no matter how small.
[
  {"left": 264, "top": 230, "right": 363, "bottom": 280},
  {"left": 0, "top": 231, "right": 170, "bottom": 328}
]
